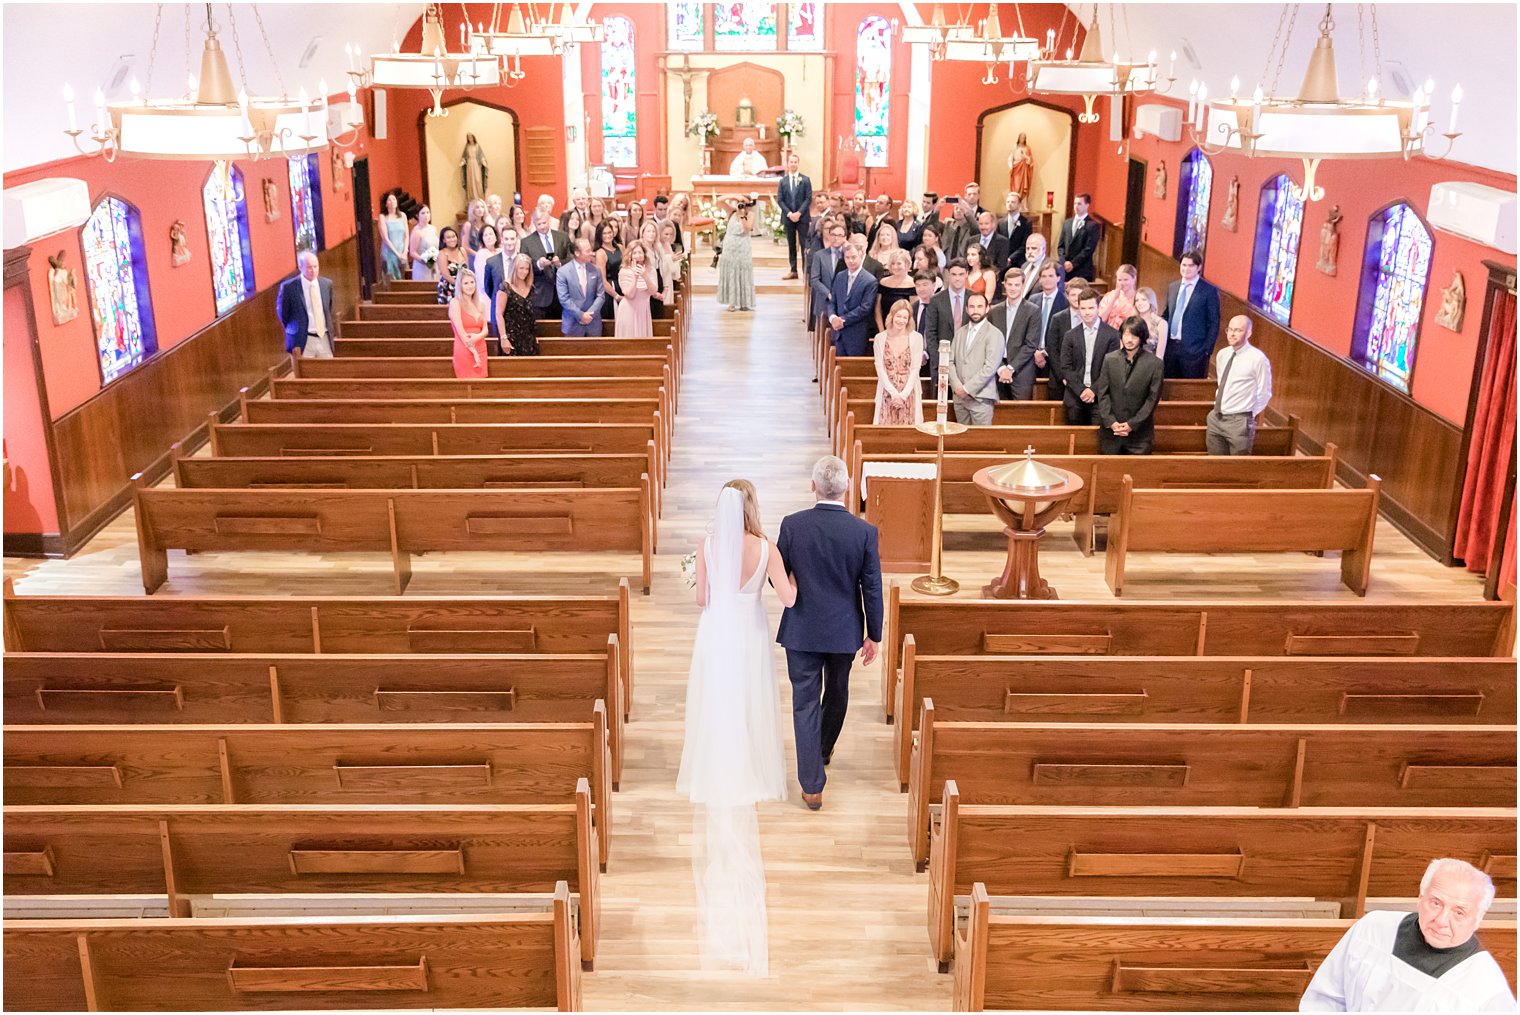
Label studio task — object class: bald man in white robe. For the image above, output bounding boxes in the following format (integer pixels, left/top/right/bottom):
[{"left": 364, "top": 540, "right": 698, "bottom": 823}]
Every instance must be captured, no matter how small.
[{"left": 1300, "top": 858, "right": 1514, "bottom": 1012}]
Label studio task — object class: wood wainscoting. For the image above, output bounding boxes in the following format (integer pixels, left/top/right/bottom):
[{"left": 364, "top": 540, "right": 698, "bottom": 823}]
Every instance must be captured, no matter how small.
[
  {"left": 1104, "top": 227, "right": 1466, "bottom": 564},
  {"left": 6, "top": 237, "right": 360, "bottom": 558}
]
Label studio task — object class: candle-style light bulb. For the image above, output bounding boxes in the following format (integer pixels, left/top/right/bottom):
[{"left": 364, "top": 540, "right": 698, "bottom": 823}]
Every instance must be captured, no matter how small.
[
  {"left": 1168, "top": 50, "right": 1176, "bottom": 77},
  {"left": 1229, "top": 76, "right": 1239, "bottom": 99},
  {"left": 1412, "top": 86, "right": 1427, "bottom": 134},
  {"left": 1195, "top": 82, "right": 1208, "bottom": 129},
  {"left": 238, "top": 88, "right": 251, "bottom": 136},
  {"left": 1065, "top": 47, "right": 1073, "bottom": 61},
  {"left": 94, "top": 87, "right": 107, "bottom": 127},
  {"left": 1046, "top": 28, "right": 1054, "bottom": 52},
  {"left": 1449, "top": 84, "right": 1463, "bottom": 134},
  {"left": 1367, "top": 76, "right": 1379, "bottom": 102},
  {"left": 129, "top": 77, "right": 141, "bottom": 100},
  {"left": 1423, "top": 77, "right": 1435, "bottom": 97},
  {"left": 63, "top": 83, "right": 77, "bottom": 131},
  {"left": 1252, "top": 84, "right": 1264, "bottom": 120}
]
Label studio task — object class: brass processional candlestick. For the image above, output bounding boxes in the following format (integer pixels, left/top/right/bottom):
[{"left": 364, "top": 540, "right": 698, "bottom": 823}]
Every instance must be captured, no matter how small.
[{"left": 911, "top": 339, "right": 968, "bottom": 596}]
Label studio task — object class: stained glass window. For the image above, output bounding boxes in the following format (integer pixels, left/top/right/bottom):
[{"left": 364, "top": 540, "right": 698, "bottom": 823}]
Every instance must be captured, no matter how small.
[
  {"left": 1248, "top": 174, "right": 1304, "bottom": 326},
  {"left": 1351, "top": 203, "right": 1433, "bottom": 392},
  {"left": 789, "top": 2, "right": 823, "bottom": 50},
  {"left": 854, "top": 16, "right": 892, "bottom": 168},
  {"left": 601, "top": 16, "right": 637, "bottom": 169},
  {"left": 1174, "top": 148, "right": 1213, "bottom": 259},
  {"left": 288, "top": 153, "right": 325, "bottom": 254},
  {"left": 668, "top": 1, "right": 703, "bottom": 50},
  {"left": 714, "top": 2, "right": 777, "bottom": 51},
  {"left": 81, "top": 196, "right": 158, "bottom": 384},
  {"left": 204, "top": 160, "right": 255, "bottom": 315}
]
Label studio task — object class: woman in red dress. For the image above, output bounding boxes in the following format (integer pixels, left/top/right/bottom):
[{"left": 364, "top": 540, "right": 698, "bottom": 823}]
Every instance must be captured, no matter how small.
[{"left": 449, "top": 268, "right": 490, "bottom": 379}]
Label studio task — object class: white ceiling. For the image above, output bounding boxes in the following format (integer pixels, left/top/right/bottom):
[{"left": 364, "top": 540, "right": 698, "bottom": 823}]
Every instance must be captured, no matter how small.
[{"left": 3, "top": 2, "right": 1515, "bottom": 175}]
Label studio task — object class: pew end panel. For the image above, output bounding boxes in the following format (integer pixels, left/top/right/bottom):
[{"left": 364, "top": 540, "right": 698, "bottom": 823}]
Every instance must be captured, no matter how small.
[{"left": 926, "top": 774, "right": 960, "bottom": 971}]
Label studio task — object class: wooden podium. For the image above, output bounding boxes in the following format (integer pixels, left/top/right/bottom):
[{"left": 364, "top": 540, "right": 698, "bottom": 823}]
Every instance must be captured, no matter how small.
[{"left": 863, "top": 471, "right": 935, "bottom": 572}]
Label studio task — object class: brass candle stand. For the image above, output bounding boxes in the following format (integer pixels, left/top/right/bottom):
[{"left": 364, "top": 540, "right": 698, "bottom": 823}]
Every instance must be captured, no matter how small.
[{"left": 909, "top": 418, "right": 969, "bottom": 596}]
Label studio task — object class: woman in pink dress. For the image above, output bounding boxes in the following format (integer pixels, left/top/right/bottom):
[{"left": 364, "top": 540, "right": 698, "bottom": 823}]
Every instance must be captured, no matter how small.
[
  {"left": 1098, "top": 263, "right": 1140, "bottom": 329},
  {"left": 449, "top": 268, "right": 490, "bottom": 378},
  {"left": 615, "top": 241, "right": 656, "bottom": 338},
  {"left": 873, "top": 299, "right": 925, "bottom": 425}
]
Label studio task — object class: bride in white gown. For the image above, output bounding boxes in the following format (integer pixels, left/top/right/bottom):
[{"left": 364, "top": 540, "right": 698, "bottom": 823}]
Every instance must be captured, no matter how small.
[{"left": 676, "top": 480, "right": 795, "bottom": 975}]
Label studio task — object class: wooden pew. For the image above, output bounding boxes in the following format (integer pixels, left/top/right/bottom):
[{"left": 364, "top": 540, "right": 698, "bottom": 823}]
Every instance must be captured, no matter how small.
[
  {"left": 3, "top": 887, "right": 583, "bottom": 1011},
  {"left": 1105, "top": 476, "right": 1381, "bottom": 596},
  {"left": 843, "top": 414, "right": 1300, "bottom": 483},
  {"left": 905, "top": 710, "right": 1518, "bottom": 867},
  {"left": 879, "top": 589, "right": 1516, "bottom": 720},
  {"left": 336, "top": 335, "right": 680, "bottom": 373},
  {"left": 3, "top": 582, "right": 634, "bottom": 722},
  {"left": 292, "top": 353, "right": 669, "bottom": 380},
  {"left": 5, "top": 649, "right": 628, "bottom": 783},
  {"left": 893, "top": 649, "right": 1519, "bottom": 786},
  {"left": 132, "top": 480, "right": 653, "bottom": 596},
  {"left": 950, "top": 893, "right": 1517, "bottom": 1011},
  {"left": 854, "top": 449, "right": 1338, "bottom": 554},
  {"left": 340, "top": 317, "right": 674, "bottom": 338},
  {"left": 840, "top": 395, "right": 1217, "bottom": 436},
  {"left": 4, "top": 795, "right": 601, "bottom": 963},
  {"left": 4, "top": 716, "right": 614, "bottom": 867},
  {"left": 927, "top": 797, "right": 1518, "bottom": 969},
  {"left": 272, "top": 374, "right": 672, "bottom": 405}
]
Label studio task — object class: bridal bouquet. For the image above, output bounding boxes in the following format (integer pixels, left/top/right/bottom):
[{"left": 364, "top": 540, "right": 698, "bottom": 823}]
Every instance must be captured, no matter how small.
[
  {"left": 420, "top": 243, "right": 439, "bottom": 270},
  {"left": 679, "top": 551, "right": 698, "bottom": 588}
]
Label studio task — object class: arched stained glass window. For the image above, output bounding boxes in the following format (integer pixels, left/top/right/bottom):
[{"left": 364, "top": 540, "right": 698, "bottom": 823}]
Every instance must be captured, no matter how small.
[
  {"left": 714, "top": 2, "right": 776, "bottom": 50},
  {"left": 1351, "top": 202, "right": 1433, "bottom": 392},
  {"left": 855, "top": 16, "right": 892, "bottom": 168},
  {"left": 789, "top": 2, "right": 822, "bottom": 50},
  {"left": 204, "top": 160, "right": 255, "bottom": 315},
  {"left": 81, "top": 195, "right": 158, "bottom": 384},
  {"left": 1173, "top": 148, "right": 1213, "bottom": 259},
  {"left": 668, "top": 1, "right": 703, "bottom": 50},
  {"left": 289, "top": 153, "right": 325, "bottom": 254},
  {"left": 601, "top": 16, "right": 637, "bottom": 168},
  {"left": 1248, "top": 174, "right": 1305, "bottom": 326}
]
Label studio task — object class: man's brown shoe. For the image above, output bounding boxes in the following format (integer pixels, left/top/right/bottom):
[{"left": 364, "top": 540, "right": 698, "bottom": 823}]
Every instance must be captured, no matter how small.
[
  {"left": 783, "top": 271, "right": 799, "bottom": 280},
  {"left": 802, "top": 791, "right": 823, "bottom": 811}
]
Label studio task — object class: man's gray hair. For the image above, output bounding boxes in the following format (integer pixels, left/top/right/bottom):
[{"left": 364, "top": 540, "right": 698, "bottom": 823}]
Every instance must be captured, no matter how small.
[
  {"left": 297, "top": 250, "right": 319, "bottom": 266},
  {"left": 1421, "top": 857, "right": 1496, "bottom": 915},
  {"left": 812, "top": 456, "right": 850, "bottom": 501}
]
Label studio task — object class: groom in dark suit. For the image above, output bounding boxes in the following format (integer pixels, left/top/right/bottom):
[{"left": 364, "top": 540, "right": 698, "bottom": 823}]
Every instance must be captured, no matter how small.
[
  {"left": 776, "top": 455, "right": 884, "bottom": 811},
  {"left": 777, "top": 151, "right": 812, "bottom": 280}
]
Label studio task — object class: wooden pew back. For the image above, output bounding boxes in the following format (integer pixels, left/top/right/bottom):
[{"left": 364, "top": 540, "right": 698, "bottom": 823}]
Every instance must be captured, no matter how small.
[
  {"left": 176, "top": 453, "right": 653, "bottom": 493},
  {"left": 292, "top": 354, "right": 667, "bottom": 379},
  {"left": 242, "top": 397, "right": 662, "bottom": 426},
  {"left": 272, "top": 376, "right": 665, "bottom": 401},
  {"left": 209, "top": 420, "right": 660, "bottom": 464}
]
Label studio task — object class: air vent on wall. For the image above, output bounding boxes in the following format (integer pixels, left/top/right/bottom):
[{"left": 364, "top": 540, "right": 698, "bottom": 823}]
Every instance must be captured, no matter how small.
[{"left": 1428, "top": 182, "right": 1517, "bottom": 255}]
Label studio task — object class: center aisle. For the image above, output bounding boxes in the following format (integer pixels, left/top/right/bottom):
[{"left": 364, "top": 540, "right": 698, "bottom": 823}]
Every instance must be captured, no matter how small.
[{"left": 585, "top": 240, "right": 949, "bottom": 1010}]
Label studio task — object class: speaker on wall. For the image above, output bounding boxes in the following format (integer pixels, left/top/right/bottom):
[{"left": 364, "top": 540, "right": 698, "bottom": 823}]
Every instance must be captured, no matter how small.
[{"left": 372, "top": 88, "right": 388, "bottom": 140}]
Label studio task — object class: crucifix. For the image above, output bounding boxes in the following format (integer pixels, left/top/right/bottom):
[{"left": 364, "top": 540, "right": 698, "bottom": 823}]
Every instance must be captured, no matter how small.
[{"left": 662, "top": 53, "right": 711, "bottom": 132}]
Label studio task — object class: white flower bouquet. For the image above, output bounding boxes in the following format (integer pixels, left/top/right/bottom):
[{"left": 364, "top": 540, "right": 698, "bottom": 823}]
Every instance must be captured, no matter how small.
[
  {"left": 680, "top": 551, "right": 698, "bottom": 589},
  {"left": 687, "top": 110, "right": 720, "bottom": 142},
  {"left": 775, "top": 108, "right": 805, "bottom": 140}
]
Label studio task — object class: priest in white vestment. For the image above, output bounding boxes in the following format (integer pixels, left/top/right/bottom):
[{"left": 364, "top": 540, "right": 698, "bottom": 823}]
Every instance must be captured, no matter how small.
[
  {"left": 729, "top": 137, "right": 767, "bottom": 177},
  {"left": 1301, "top": 858, "right": 1515, "bottom": 1012}
]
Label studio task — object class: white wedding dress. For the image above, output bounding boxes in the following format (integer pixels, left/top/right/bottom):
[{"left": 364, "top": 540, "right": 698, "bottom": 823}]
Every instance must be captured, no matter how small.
[{"left": 675, "top": 487, "right": 787, "bottom": 975}]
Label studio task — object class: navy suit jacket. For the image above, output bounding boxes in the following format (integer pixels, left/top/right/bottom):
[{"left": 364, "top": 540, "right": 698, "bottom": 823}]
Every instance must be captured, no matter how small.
[
  {"left": 830, "top": 268, "right": 879, "bottom": 347},
  {"left": 276, "top": 275, "right": 335, "bottom": 353},
  {"left": 1164, "top": 277, "right": 1223, "bottom": 364},
  {"left": 776, "top": 503, "right": 883, "bottom": 653},
  {"left": 777, "top": 173, "right": 812, "bottom": 222},
  {"left": 481, "top": 252, "right": 507, "bottom": 337}
]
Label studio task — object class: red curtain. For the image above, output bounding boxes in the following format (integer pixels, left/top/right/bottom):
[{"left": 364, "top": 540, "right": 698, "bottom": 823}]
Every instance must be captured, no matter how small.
[{"left": 1454, "top": 287, "right": 1518, "bottom": 576}]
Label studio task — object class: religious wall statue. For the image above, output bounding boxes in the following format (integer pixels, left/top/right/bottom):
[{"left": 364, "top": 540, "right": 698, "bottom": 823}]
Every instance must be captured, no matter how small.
[
  {"left": 262, "top": 178, "right": 280, "bottom": 223},
  {"left": 1154, "top": 160, "right": 1168, "bottom": 200},
  {"left": 331, "top": 147, "right": 348, "bottom": 192},
  {"left": 46, "top": 251, "right": 77, "bottom": 325},
  {"left": 1435, "top": 270, "right": 1466, "bottom": 331},
  {"left": 460, "top": 133, "right": 487, "bottom": 204},
  {"left": 1221, "top": 175, "right": 1241, "bottom": 231},
  {"left": 1007, "top": 133, "right": 1034, "bottom": 202},
  {"left": 1316, "top": 204, "right": 1343, "bottom": 276},
  {"left": 169, "top": 220, "right": 191, "bottom": 267}
]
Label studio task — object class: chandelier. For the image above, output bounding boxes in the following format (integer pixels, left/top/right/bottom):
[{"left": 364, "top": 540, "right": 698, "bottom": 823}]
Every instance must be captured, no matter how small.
[
  {"left": 1024, "top": 9, "right": 1170, "bottom": 124},
  {"left": 368, "top": 3, "right": 502, "bottom": 113},
  {"left": 899, "top": 4, "right": 1038, "bottom": 82},
  {"left": 1189, "top": 3, "right": 1462, "bottom": 202},
  {"left": 469, "top": 4, "right": 599, "bottom": 87},
  {"left": 63, "top": 3, "right": 350, "bottom": 162}
]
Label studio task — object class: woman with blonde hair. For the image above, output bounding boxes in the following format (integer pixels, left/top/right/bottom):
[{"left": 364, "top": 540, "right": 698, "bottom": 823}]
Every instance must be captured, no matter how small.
[
  {"left": 678, "top": 478, "right": 795, "bottom": 975},
  {"left": 874, "top": 249, "right": 915, "bottom": 332},
  {"left": 460, "top": 198, "right": 488, "bottom": 259},
  {"left": 869, "top": 220, "right": 900, "bottom": 265},
  {"left": 449, "top": 267, "right": 490, "bottom": 378},
  {"left": 616, "top": 241, "right": 656, "bottom": 338},
  {"left": 873, "top": 299, "right": 925, "bottom": 425},
  {"left": 496, "top": 252, "right": 541, "bottom": 356},
  {"left": 1134, "top": 285, "right": 1169, "bottom": 360},
  {"left": 1099, "top": 263, "right": 1140, "bottom": 329}
]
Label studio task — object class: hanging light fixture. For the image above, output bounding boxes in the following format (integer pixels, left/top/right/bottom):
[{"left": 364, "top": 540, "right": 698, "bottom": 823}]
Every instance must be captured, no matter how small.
[
  {"left": 63, "top": 3, "right": 333, "bottom": 162},
  {"left": 538, "top": 2, "right": 603, "bottom": 46},
  {"left": 1025, "top": 8, "right": 1167, "bottom": 123},
  {"left": 940, "top": 4, "right": 1039, "bottom": 84},
  {"left": 1188, "top": 4, "right": 1460, "bottom": 202},
  {"left": 898, "top": 3, "right": 959, "bottom": 59},
  {"left": 370, "top": 3, "right": 502, "bottom": 114},
  {"left": 470, "top": 3, "right": 561, "bottom": 88}
]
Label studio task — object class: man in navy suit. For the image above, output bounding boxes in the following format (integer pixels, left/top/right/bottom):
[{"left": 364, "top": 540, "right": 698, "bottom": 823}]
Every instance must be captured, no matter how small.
[
  {"left": 1163, "top": 248, "right": 1223, "bottom": 378},
  {"left": 777, "top": 152, "right": 812, "bottom": 280},
  {"left": 808, "top": 220, "right": 847, "bottom": 327},
  {"left": 1058, "top": 193, "right": 1100, "bottom": 283},
  {"left": 828, "top": 243, "right": 879, "bottom": 357},
  {"left": 776, "top": 455, "right": 883, "bottom": 810},
  {"left": 276, "top": 251, "right": 337, "bottom": 358},
  {"left": 554, "top": 238, "right": 605, "bottom": 337}
]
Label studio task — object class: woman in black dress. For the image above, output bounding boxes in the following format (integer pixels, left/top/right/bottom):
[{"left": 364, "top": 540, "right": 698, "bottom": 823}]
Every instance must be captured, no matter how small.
[
  {"left": 874, "top": 249, "right": 916, "bottom": 332},
  {"left": 497, "top": 252, "right": 541, "bottom": 356},
  {"left": 594, "top": 221, "right": 622, "bottom": 323}
]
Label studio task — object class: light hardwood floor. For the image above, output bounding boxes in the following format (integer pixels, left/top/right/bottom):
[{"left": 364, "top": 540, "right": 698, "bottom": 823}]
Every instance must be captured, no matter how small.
[{"left": 3, "top": 237, "right": 1487, "bottom": 1011}]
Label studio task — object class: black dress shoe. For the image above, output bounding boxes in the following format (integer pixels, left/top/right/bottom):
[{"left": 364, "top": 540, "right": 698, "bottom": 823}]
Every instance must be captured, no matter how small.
[{"left": 822, "top": 752, "right": 832, "bottom": 767}]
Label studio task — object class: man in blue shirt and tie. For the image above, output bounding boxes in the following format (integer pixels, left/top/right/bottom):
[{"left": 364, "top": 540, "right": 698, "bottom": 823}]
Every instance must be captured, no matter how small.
[{"left": 1163, "top": 248, "right": 1222, "bottom": 378}]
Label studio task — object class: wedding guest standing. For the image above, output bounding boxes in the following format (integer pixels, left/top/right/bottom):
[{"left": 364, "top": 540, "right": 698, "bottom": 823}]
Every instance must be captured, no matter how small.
[
  {"left": 656, "top": 221, "right": 681, "bottom": 317},
  {"left": 874, "top": 250, "right": 915, "bottom": 332},
  {"left": 470, "top": 223, "right": 501, "bottom": 284},
  {"left": 637, "top": 219, "right": 666, "bottom": 321},
  {"left": 460, "top": 198, "right": 488, "bottom": 259},
  {"left": 594, "top": 222, "right": 622, "bottom": 323},
  {"left": 1096, "top": 316, "right": 1164, "bottom": 454},
  {"left": 495, "top": 252, "right": 541, "bottom": 356},
  {"left": 616, "top": 241, "right": 656, "bottom": 338},
  {"left": 377, "top": 192, "right": 407, "bottom": 281},
  {"left": 1134, "top": 286, "right": 1169, "bottom": 359},
  {"left": 873, "top": 300, "right": 925, "bottom": 425},
  {"left": 997, "top": 192, "right": 1032, "bottom": 268},
  {"left": 828, "top": 243, "right": 879, "bottom": 357},
  {"left": 777, "top": 151, "right": 811, "bottom": 280},
  {"left": 1058, "top": 288, "right": 1120, "bottom": 425},
  {"left": 434, "top": 226, "right": 467, "bottom": 304},
  {"left": 523, "top": 210, "right": 570, "bottom": 319},
  {"left": 1098, "top": 263, "right": 1139, "bottom": 328},
  {"left": 962, "top": 242, "right": 996, "bottom": 302},
  {"left": 1058, "top": 193, "right": 1099, "bottom": 282},
  {"left": 449, "top": 268, "right": 490, "bottom": 379},
  {"left": 408, "top": 204, "right": 438, "bottom": 281},
  {"left": 555, "top": 238, "right": 606, "bottom": 337},
  {"left": 1206, "top": 315, "right": 1273, "bottom": 456},
  {"left": 1163, "top": 248, "right": 1222, "bottom": 378},
  {"left": 895, "top": 200, "right": 924, "bottom": 251},
  {"left": 717, "top": 199, "right": 757, "bottom": 313}
]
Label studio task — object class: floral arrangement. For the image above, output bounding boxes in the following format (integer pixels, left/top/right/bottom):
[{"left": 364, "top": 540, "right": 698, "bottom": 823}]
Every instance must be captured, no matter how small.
[
  {"left": 687, "top": 110, "right": 720, "bottom": 142},
  {"left": 775, "top": 108, "right": 805, "bottom": 141},
  {"left": 680, "top": 551, "right": 698, "bottom": 589},
  {"left": 698, "top": 197, "right": 729, "bottom": 238},
  {"left": 760, "top": 201, "right": 784, "bottom": 239}
]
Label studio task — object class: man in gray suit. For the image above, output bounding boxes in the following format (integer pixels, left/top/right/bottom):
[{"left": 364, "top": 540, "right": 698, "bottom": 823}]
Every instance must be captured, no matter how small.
[{"left": 948, "top": 292, "right": 1002, "bottom": 425}]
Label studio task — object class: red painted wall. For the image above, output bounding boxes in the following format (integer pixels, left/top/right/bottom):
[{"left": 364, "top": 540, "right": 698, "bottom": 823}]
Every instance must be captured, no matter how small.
[
  {"left": 3, "top": 279, "right": 59, "bottom": 534},
  {"left": 1092, "top": 99, "right": 1516, "bottom": 424}
]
